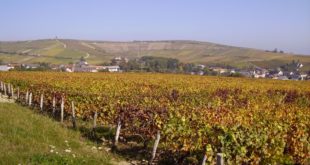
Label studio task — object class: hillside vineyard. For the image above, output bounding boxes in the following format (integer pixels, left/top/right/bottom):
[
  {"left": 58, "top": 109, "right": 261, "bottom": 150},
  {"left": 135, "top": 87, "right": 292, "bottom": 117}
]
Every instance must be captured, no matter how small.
[
  {"left": 0, "top": 72, "right": 309, "bottom": 164},
  {"left": 1, "top": 39, "right": 310, "bottom": 71}
]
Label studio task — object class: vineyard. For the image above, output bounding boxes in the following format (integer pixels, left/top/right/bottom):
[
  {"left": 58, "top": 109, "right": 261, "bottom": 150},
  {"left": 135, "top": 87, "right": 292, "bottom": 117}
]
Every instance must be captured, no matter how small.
[{"left": 0, "top": 72, "right": 309, "bottom": 164}]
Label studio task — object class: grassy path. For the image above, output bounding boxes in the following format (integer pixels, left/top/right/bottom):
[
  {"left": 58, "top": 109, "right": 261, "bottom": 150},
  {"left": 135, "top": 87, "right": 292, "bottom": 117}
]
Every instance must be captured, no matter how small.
[{"left": 0, "top": 102, "right": 128, "bottom": 165}]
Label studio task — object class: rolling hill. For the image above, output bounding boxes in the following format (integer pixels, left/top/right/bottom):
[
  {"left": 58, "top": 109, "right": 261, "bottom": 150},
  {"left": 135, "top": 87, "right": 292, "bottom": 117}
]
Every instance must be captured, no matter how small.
[{"left": 1, "top": 39, "right": 310, "bottom": 71}]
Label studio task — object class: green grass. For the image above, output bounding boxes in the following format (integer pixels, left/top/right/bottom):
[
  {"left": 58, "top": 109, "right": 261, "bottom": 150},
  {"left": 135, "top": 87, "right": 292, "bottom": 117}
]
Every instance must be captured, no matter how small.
[
  {"left": 0, "top": 53, "right": 31, "bottom": 63},
  {"left": 34, "top": 43, "right": 64, "bottom": 57},
  {"left": 0, "top": 40, "right": 57, "bottom": 53},
  {"left": 0, "top": 103, "right": 121, "bottom": 165}
]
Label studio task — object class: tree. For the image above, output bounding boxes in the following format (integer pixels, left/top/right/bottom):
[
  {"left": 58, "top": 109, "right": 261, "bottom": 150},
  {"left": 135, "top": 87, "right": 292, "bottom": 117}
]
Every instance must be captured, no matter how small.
[
  {"left": 80, "top": 56, "right": 86, "bottom": 62},
  {"left": 139, "top": 56, "right": 180, "bottom": 72}
]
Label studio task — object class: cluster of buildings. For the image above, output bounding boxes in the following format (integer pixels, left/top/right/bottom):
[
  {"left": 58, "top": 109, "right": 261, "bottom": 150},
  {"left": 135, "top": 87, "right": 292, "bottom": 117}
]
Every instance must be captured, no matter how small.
[
  {"left": 239, "top": 68, "right": 308, "bottom": 80},
  {"left": 64, "top": 60, "right": 120, "bottom": 73},
  {"left": 0, "top": 57, "right": 127, "bottom": 72},
  {"left": 199, "top": 64, "right": 308, "bottom": 80},
  {"left": 63, "top": 56, "right": 130, "bottom": 73},
  {"left": 0, "top": 64, "right": 15, "bottom": 71},
  {"left": 0, "top": 57, "right": 308, "bottom": 81},
  {"left": 61, "top": 56, "right": 129, "bottom": 72}
]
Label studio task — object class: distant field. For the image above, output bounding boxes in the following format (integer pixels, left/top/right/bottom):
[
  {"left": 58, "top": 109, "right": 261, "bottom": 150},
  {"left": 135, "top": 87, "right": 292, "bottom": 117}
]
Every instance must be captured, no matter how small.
[{"left": 1, "top": 39, "right": 310, "bottom": 71}]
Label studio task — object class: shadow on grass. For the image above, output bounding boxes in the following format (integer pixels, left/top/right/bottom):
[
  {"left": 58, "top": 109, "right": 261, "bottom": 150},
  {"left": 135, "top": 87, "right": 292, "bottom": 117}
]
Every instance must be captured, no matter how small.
[
  {"left": 77, "top": 125, "right": 151, "bottom": 163},
  {"left": 78, "top": 126, "right": 115, "bottom": 143},
  {"left": 15, "top": 102, "right": 153, "bottom": 164},
  {"left": 112, "top": 143, "right": 150, "bottom": 161},
  {"left": 76, "top": 124, "right": 152, "bottom": 162}
]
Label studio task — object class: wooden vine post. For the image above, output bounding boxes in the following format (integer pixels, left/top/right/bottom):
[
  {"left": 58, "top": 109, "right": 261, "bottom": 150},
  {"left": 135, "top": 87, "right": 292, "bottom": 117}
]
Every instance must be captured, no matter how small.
[
  {"left": 17, "top": 87, "right": 20, "bottom": 100},
  {"left": 40, "top": 93, "right": 44, "bottom": 111},
  {"left": 25, "top": 90, "right": 29, "bottom": 104},
  {"left": 0, "top": 81, "right": 3, "bottom": 91},
  {"left": 114, "top": 119, "right": 122, "bottom": 147},
  {"left": 71, "top": 101, "right": 77, "bottom": 129},
  {"left": 9, "top": 84, "right": 12, "bottom": 96},
  {"left": 4, "top": 83, "right": 7, "bottom": 96},
  {"left": 60, "top": 96, "right": 64, "bottom": 123},
  {"left": 150, "top": 130, "right": 161, "bottom": 164},
  {"left": 28, "top": 93, "right": 32, "bottom": 107},
  {"left": 93, "top": 111, "right": 98, "bottom": 129},
  {"left": 216, "top": 153, "right": 224, "bottom": 165},
  {"left": 7, "top": 84, "right": 11, "bottom": 96},
  {"left": 11, "top": 85, "right": 14, "bottom": 99},
  {"left": 4, "top": 82, "right": 6, "bottom": 93},
  {"left": 52, "top": 96, "right": 56, "bottom": 116},
  {"left": 201, "top": 154, "right": 207, "bottom": 165},
  {"left": 6, "top": 84, "right": 8, "bottom": 96}
]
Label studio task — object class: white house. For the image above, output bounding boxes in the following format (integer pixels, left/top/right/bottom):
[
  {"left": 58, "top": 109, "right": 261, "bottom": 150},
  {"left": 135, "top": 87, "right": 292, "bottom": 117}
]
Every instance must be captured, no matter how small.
[
  {"left": 273, "top": 76, "right": 289, "bottom": 80},
  {"left": 278, "top": 71, "right": 284, "bottom": 76},
  {"left": 65, "top": 68, "right": 73, "bottom": 72},
  {"left": 300, "top": 74, "right": 307, "bottom": 80},
  {"left": 253, "top": 70, "right": 267, "bottom": 78},
  {"left": 254, "top": 73, "right": 266, "bottom": 78},
  {"left": 74, "top": 65, "right": 100, "bottom": 72},
  {"left": 102, "top": 66, "right": 120, "bottom": 72},
  {"left": 73, "top": 60, "right": 120, "bottom": 72},
  {"left": 210, "top": 67, "right": 228, "bottom": 74},
  {"left": 0, "top": 65, "right": 14, "bottom": 71},
  {"left": 112, "top": 57, "right": 129, "bottom": 65},
  {"left": 197, "top": 64, "right": 206, "bottom": 69}
]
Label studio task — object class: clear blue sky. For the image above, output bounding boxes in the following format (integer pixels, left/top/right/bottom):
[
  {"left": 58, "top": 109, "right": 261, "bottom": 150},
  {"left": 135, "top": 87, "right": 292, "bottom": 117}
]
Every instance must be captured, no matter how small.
[{"left": 1, "top": 0, "right": 310, "bottom": 54}]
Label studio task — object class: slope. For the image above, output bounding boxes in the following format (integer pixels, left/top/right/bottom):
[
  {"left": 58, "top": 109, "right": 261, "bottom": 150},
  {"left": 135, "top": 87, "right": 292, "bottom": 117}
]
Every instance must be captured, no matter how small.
[
  {"left": 1, "top": 39, "right": 310, "bottom": 71},
  {"left": 0, "top": 102, "right": 126, "bottom": 165}
]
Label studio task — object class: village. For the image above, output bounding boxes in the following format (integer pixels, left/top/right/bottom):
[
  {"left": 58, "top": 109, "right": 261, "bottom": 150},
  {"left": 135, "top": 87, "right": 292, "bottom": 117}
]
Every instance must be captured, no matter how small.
[{"left": 0, "top": 56, "right": 309, "bottom": 81}]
